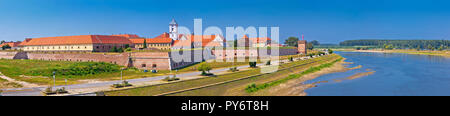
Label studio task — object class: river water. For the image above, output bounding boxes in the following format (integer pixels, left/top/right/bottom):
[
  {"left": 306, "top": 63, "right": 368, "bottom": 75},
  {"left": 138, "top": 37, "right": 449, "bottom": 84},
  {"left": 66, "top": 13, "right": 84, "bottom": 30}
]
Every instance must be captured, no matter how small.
[{"left": 304, "top": 51, "right": 450, "bottom": 96}]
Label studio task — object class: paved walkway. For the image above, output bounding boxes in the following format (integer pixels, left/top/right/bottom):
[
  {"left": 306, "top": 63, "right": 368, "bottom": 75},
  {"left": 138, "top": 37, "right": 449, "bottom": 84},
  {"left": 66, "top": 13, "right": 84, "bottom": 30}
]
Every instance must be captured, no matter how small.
[{"left": 0, "top": 58, "right": 295, "bottom": 96}]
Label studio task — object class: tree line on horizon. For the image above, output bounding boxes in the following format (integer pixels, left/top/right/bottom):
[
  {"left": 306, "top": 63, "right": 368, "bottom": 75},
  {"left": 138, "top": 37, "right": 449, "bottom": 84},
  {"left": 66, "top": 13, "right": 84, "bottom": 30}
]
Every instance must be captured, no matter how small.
[
  {"left": 339, "top": 40, "right": 449, "bottom": 50},
  {"left": 284, "top": 37, "right": 319, "bottom": 50}
]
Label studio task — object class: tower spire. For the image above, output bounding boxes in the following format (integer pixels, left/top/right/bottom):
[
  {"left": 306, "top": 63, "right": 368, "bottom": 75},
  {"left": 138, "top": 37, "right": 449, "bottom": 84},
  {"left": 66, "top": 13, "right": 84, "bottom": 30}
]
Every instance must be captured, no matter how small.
[{"left": 169, "top": 18, "right": 179, "bottom": 40}]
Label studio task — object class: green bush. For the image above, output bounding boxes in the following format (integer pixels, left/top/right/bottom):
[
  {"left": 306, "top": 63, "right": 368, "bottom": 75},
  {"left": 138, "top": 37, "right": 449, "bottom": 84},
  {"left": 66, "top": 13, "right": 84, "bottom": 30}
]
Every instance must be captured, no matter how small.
[
  {"left": 163, "top": 76, "right": 180, "bottom": 82},
  {"left": 46, "top": 62, "right": 121, "bottom": 77},
  {"left": 249, "top": 62, "right": 257, "bottom": 68},
  {"left": 111, "top": 81, "right": 133, "bottom": 88},
  {"left": 245, "top": 83, "right": 257, "bottom": 93},
  {"left": 229, "top": 67, "right": 239, "bottom": 72},
  {"left": 198, "top": 63, "right": 212, "bottom": 76},
  {"left": 245, "top": 58, "right": 343, "bottom": 93}
]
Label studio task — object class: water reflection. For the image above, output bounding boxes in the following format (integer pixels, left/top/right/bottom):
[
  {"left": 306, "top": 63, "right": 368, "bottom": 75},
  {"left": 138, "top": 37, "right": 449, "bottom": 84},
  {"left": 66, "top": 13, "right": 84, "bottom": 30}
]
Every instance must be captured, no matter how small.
[{"left": 305, "top": 51, "right": 450, "bottom": 96}]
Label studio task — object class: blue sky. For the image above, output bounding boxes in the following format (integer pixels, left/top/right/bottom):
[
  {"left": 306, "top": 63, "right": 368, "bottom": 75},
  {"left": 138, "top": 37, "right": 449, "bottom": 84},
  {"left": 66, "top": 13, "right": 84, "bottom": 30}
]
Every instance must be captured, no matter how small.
[{"left": 0, "top": 0, "right": 449, "bottom": 44}]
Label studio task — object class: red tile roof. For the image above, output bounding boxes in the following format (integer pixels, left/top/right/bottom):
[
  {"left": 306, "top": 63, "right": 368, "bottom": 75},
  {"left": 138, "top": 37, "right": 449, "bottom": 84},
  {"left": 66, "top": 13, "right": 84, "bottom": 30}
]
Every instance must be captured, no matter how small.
[
  {"left": 173, "top": 40, "right": 192, "bottom": 47},
  {"left": 19, "top": 35, "right": 132, "bottom": 46},
  {"left": 173, "top": 35, "right": 224, "bottom": 47},
  {"left": 129, "top": 38, "right": 145, "bottom": 44},
  {"left": 129, "top": 33, "right": 173, "bottom": 44},
  {"left": 129, "top": 33, "right": 224, "bottom": 47},
  {"left": 111, "top": 34, "right": 141, "bottom": 38},
  {"left": 240, "top": 35, "right": 271, "bottom": 44}
]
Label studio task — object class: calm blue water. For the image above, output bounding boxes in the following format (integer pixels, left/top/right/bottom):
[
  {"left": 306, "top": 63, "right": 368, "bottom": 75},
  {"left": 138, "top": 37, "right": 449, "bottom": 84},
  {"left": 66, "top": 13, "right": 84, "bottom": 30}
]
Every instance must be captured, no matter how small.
[{"left": 305, "top": 51, "right": 450, "bottom": 96}]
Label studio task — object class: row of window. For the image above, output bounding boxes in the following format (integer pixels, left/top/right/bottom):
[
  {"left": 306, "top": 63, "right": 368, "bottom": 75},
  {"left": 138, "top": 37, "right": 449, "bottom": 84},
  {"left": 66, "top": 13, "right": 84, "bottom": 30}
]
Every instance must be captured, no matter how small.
[
  {"left": 218, "top": 53, "right": 255, "bottom": 57},
  {"left": 172, "top": 62, "right": 190, "bottom": 68},
  {"left": 141, "top": 64, "right": 157, "bottom": 68},
  {"left": 95, "top": 45, "right": 124, "bottom": 49}
]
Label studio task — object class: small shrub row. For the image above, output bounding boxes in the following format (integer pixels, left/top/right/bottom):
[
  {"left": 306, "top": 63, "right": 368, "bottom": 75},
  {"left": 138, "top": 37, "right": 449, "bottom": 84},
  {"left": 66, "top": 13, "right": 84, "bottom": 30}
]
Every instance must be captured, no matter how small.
[
  {"left": 163, "top": 76, "right": 180, "bottom": 82},
  {"left": 229, "top": 67, "right": 239, "bottom": 72},
  {"left": 42, "top": 87, "right": 68, "bottom": 95},
  {"left": 111, "top": 81, "right": 133, "bottom": 88}
]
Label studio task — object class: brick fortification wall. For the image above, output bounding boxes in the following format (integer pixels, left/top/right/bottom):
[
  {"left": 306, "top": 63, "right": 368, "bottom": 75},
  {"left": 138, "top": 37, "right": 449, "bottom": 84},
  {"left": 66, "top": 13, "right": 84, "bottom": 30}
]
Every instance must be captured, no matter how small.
[
  {"left": 169, "top": 49, "right": 215, "bottom": 70},
  {"left": 131, "top": 52, "right": 171, "bottom": 70},
  {"left": 131, "top": 49, "right": 215, "bottom": 70},
  {"left": 19, "top": 52, "right": 130, "bottom": 66},
  {"left": 213, "top": 48, "right": 298, "bottom": 59},
  {"left": 0, "top": 51, "right": 213, "bottom": 70},
  {"left": 0, "top": 48, "right": 296, "bottom": 71}
]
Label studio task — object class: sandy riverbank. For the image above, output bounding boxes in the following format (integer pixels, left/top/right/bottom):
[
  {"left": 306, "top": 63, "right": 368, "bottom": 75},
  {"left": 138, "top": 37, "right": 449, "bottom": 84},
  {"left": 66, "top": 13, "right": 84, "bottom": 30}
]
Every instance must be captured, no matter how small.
[
  {"left": 335, "top": 49, "right": 450, "bottom": 57},
  {"left": 262, "top": 59, "right": 365, "bottom": 96}
]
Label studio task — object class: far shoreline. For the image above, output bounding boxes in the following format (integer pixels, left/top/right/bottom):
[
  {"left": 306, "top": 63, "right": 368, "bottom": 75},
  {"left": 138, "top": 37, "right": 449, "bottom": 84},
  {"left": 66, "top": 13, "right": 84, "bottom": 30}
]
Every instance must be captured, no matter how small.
[{"left": 333, "top": 49, "right": 450, "bottom": 57}]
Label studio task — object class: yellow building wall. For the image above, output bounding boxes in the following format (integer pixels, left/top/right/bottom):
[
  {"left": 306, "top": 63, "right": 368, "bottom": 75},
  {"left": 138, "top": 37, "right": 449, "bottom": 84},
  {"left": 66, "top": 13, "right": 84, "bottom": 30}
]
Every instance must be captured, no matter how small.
[
  {"left": 22, "top": 44, "right": 94, "bottom": 52},
  {"left": 135, "top": 43, "right": 171, "bottom": 50}
]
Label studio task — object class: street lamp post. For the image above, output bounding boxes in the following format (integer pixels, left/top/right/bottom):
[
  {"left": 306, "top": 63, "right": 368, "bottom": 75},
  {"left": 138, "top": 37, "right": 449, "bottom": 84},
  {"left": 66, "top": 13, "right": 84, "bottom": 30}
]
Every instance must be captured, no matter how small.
[
  {"left": 120, "top": 69, "right": 123, "bottom": 81},
  {"left": 52, "top": 71, "right": 56, "bottom": 89}
]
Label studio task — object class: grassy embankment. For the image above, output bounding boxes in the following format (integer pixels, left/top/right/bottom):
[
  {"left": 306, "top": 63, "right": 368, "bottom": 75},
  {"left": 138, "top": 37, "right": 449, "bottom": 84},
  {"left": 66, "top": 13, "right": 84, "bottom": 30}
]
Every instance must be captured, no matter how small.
[
  {"left": 0, "top": 59, "right": 170, "bottom": 86},
  {"left": 171, "top": 55, "right": 342, "bottom": 96},
  {"left": 105, "top": 54, "right": 341, "bottom": 96},
  {"left": 244, "top": 57, "right": 342, "bottom": 93}
]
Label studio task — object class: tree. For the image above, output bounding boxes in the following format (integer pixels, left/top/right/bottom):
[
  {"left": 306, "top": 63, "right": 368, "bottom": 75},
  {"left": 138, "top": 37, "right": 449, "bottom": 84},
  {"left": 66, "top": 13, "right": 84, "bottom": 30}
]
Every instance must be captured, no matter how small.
[
  {"left": 328, "top": 49, "right": 333, "bottom": 54},
  {"left": 306, "top": 43, "right": 314, "bottom": 50},
  {"left": 124, "top": 44, "right": 130, "bottom": 48},
  {"left": 266, "top": 60, "right": 271, "bottom": 65},
  {"left": 198, "top": 63, "right": 212, "bottom": 75},
  {"left": 416, "top": 45, "right": 421, "bottom": 51},
  {"left": 110, "top": 46, "right": 118, "bottom": 52},
  {"left": 310, "top": 40, "right": 320, "bottom": 45},
  {"left": 143, "top": 39, "right": 147, "bottom": 48},
  {"left": 118, "top": 48, "right": 124, "bottom": 53},
  {"left": 427, "top": 44, "right": 434, "bottom": 51},
  {"left": 284, "top": 37, "right": 299, "bottom": 47},
  {"left": 438, "top": 45, "right": 444, "bottom": 51},
  {"left": 0, "top": 40, "right": 5, "bottom": 44},
  {"left": 383, "top": 44, "right": 394, "bottom": 50},
  {"left": 2, "top": 44, "right": 11, "bottom": 50}
]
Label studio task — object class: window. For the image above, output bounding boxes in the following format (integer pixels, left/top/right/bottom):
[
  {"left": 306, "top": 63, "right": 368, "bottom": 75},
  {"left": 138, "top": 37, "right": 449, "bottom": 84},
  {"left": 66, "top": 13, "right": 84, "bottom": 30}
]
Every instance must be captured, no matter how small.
[
  {"left": 142, "top": 64, "right": 146, "bottom": 68},
  {"left": 152, "top": 64, "right": 157, "bottom": 68}
]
